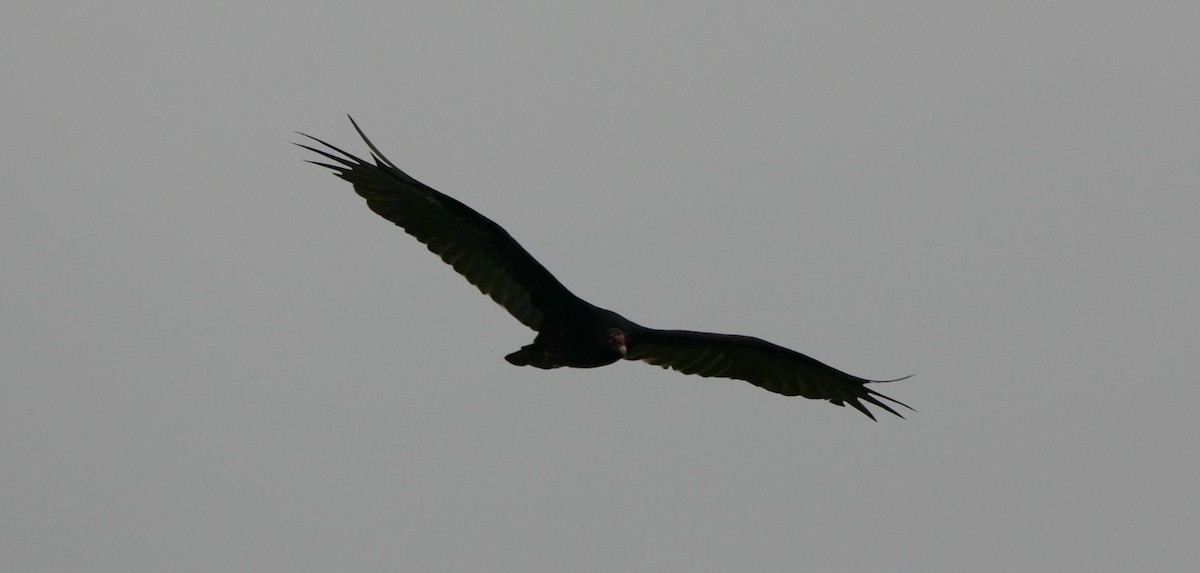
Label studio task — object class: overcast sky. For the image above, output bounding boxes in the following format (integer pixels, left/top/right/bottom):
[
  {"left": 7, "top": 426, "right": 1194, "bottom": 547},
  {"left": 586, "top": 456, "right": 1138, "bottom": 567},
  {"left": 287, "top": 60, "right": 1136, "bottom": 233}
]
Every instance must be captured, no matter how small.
[{"left": 4, "top": 2, "right": 1198, "bottom": 571}]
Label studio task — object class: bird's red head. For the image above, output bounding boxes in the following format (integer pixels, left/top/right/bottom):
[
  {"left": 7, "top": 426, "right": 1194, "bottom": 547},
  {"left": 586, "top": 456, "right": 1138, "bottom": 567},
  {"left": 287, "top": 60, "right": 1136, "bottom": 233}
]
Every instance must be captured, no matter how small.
[{"left": 606, "top": 328, "right": 627, "bottom": 357}]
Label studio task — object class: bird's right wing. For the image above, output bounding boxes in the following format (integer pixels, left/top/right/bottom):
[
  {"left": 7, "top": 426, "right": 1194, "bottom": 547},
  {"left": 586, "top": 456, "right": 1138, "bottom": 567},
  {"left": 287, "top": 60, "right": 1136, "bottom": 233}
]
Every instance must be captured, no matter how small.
[
  {"left": 627, "top": 328, "right": 911, "bottom": 420},
  {"left": 297, "top": 118, "right": 584, "bottom": 331}
]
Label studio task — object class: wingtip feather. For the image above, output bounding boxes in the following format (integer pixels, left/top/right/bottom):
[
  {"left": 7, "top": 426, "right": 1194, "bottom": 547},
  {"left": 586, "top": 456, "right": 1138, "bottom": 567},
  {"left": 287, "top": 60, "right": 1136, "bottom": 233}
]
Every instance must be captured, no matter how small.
[{"left": 346, "top": 115, "right": 399, "bottom": 170}]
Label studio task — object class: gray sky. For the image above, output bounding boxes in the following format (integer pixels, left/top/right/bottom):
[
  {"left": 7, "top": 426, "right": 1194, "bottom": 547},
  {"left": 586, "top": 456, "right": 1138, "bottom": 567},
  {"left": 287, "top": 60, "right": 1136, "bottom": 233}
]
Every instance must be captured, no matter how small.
[{"left": 4, "top": 2, "right": 1198, "bottom": 571}]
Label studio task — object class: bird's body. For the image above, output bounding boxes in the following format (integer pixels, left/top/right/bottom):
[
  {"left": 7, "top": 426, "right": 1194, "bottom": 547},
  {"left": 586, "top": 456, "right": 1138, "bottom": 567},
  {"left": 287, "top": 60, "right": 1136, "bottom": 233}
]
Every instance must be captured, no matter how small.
[{"left": 298, "top": 118, "right": 911, "bottom": 419}]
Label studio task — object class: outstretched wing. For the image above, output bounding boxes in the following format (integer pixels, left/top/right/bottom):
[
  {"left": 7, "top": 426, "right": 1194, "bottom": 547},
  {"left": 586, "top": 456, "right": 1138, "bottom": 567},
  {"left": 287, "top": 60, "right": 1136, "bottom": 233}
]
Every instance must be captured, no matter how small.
[
  {"left": 627, "top": 329, "right": 912, "bottom": 420},
  {"left": 296, "top": 117, "right": 584, "bottom": 330}
]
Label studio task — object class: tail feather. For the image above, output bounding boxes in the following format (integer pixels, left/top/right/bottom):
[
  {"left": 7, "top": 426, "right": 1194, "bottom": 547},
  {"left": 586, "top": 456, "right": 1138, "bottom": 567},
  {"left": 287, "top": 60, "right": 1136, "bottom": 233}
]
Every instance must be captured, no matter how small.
[{"left": 505, "top": 345, "right": 560, "bottom": 369}]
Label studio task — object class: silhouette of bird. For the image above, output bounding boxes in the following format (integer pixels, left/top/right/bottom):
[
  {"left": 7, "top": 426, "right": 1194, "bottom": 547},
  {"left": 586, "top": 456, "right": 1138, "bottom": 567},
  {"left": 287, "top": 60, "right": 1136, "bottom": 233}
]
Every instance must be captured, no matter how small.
[{"left": 298, "top": 117, "right": 911, "bottom": 419}]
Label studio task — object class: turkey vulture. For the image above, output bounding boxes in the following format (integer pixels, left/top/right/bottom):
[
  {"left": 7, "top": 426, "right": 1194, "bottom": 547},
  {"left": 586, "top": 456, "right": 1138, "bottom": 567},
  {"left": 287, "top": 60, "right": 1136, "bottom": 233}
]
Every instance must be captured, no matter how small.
[{"left": 297, "top": 117, "right": 912, "bottom": 420}]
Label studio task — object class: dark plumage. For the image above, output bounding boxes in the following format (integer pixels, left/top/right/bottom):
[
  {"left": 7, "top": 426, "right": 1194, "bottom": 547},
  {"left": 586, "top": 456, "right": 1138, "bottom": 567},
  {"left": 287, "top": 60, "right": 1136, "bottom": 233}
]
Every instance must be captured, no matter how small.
[{"left": 297, "top": 117, "right": 912, "bottom": 419}]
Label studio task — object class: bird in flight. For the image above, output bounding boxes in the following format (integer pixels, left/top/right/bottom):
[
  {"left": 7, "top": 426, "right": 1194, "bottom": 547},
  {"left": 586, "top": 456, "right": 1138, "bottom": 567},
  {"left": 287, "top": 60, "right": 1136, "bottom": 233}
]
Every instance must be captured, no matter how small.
[{"left": 298, "top": 117, "right": 912, "bottom": 419}]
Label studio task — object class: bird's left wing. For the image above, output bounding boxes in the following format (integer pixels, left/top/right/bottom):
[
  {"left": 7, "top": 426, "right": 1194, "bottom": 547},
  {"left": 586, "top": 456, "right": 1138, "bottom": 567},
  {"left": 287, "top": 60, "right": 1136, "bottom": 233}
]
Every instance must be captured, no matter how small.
[
  {"left": 626, "top": 329, "right": 912, "bottom": 420},
  {"left": 296, "top": 118, "right": 587, "bottom": 331}
]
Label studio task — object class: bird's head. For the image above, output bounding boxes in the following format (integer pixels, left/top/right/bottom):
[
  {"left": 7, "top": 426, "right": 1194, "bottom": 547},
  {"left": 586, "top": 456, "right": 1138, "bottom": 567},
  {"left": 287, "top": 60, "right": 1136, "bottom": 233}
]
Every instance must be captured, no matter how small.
[{"left": 606, "top": 327, "right": 627, "bottom": 357}]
